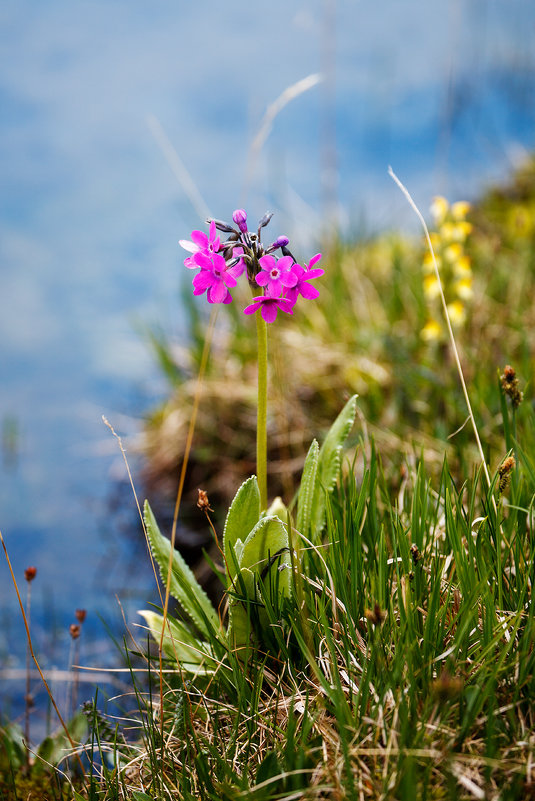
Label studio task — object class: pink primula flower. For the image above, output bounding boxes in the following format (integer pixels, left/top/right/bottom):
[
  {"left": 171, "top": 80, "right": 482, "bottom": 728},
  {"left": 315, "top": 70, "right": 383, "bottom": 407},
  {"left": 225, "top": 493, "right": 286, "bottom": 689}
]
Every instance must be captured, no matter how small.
[
  {"left": 180, "top": 220, "right": 221, "bottom": 268},
  {"left": 243, "top": 293, "right": 294, "bottom": 324},
  {"left": 283, "top": 253, "right": 324, "bottom": 306},
  {"left": 255, "top": 254, "right": 297, "bottom": 297},
  {"left": 192, "top": 251, "right": 243, "bottom": 304}
]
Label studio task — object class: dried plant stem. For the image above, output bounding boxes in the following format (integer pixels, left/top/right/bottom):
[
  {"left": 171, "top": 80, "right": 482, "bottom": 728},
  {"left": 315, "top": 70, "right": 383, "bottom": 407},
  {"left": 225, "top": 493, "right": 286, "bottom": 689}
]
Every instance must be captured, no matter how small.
[
  {"left": 256, "top": 312, "right": 269, "bottom": 511},
  {"left": 0, "top": 528, "right": 84, "bottom": 773},
  {"left": 24, "top": 581, "right": 32, "bottom": 769},
  {"left": 388, "top": 167, "right": 492, "bottom": 491}
]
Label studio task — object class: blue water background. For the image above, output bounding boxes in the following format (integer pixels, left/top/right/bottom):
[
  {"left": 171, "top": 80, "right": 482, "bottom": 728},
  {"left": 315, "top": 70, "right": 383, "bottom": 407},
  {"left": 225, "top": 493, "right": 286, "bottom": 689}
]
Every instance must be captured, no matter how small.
[{"left": 0, "top": 0, "right": 534, "bottom": 731}]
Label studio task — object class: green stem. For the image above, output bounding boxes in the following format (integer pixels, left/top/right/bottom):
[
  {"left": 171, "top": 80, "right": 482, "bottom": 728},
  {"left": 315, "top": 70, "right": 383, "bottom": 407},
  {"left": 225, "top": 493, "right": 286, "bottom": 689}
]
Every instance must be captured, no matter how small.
[{"left": 255, "top": 311, "right": 268, "bottom": 510}]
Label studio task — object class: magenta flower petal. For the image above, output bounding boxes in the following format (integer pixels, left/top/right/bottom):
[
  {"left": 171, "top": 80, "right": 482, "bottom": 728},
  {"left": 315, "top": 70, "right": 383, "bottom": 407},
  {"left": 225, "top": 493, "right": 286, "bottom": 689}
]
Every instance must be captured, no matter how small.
[
  {"left": 179, "top": 238, "right": 198, "bottom": 254},
  {"left": 280, "top": 270, "right": 298, "bottom": 288},
  {"left": 193, "top": 251, "right": 213, "bottom": 270},
  {"left": 306, "top": 268, "right": 324, "bottom": 279},
  {"left": 190, "top": 230, "right": 209, "bottom": 249},
  {"left": 208, "top": 282, "right": 229, "bottom": 303},
  {"left": 258, "top": 254, "right": 276, "bottom": 272},
  {"left": 243, "top": 293, "right": 294, "bottom": 323},
  {"left": 255, "top": 271, "right": 269, "bottom": 287},
  {"left": 277, "top": 255, "right": 295, "bottom": 271},
  {"left": 229, "top": 259, "right": 246, "bottom": 279},
  {"left": 261, "top": 302, "right": 278, "bottom": 323},
  {"left": 243, "top": 297, "right": 265, "bottom": 315},
  {"left": 297, "top": 283, "right": 320, "bottom": 300},
  {"left": 192, "top": 270, "right": 213, "bottom": 292}
]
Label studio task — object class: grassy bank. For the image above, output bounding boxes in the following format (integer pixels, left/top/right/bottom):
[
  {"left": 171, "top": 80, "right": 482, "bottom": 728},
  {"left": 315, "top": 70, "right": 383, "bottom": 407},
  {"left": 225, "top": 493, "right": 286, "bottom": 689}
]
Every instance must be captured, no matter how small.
[{"left": 2, "top": 160, "right": 535, "bottom": 799}]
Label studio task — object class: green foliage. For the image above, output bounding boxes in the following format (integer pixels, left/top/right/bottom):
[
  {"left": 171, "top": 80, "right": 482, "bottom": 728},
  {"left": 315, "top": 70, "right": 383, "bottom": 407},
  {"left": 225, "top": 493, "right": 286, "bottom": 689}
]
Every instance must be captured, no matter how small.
[
  {"left": 142, "top": 396, "right": 357, "bottom": 665},
  {"left": 144, "top": 500, "right": 220, "bottom": 639},
  {"left": 308, "top": 394, "right": 357, "bottom": 539},
  {"left": 223, "top": 475, "right": 261, "bottom": 583},
  {"left": 228, "top": 514, "right": 292, "bottom": 649}
]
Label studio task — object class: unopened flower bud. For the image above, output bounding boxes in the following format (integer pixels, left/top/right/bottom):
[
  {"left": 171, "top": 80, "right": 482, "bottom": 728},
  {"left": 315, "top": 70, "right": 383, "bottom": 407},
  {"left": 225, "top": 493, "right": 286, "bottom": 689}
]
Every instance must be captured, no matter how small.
[
  {"left": 281, "top": 245, "right": 296, "bottom": 262},
  {"left": 69, "top": 624, "right": 81, "bottom": 640},
  {"left": 232, "top": 209, "right": 248, "bottom": 233},
  {"left": 75, "top": 609, "right": 87, "bottom": 623},
  {"left": 271, "top": 236, "right": 289, "bottom": 249},
  {"left": 257, "top": 211, "right": 274, "bottom": 229},
  {"left": 24, "top": 566, "right": 37, "bottom": 582},
  {"left": 209, "top": 218, "right": 236, "bottom": 233}
]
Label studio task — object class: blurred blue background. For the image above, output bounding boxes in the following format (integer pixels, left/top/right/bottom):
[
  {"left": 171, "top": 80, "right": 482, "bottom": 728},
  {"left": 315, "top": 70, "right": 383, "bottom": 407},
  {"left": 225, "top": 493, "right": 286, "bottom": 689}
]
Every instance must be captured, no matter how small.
[{"left": 0, "top": 0, "right": 534, "bottom": 721}]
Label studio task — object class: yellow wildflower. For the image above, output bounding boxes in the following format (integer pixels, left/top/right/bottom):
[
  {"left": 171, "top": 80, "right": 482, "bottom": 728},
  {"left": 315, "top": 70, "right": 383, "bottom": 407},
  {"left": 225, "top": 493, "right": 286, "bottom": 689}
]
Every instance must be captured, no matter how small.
[
  {"left": 454, "top": 277, "right": 473, "bottom": 301},
  {"left": 446, "top": 300, "right": 466, "bottom": 327},
  {"left": 453, "top": 255, "right": 471, "bottom": 277},
  {"left": 450, "top": 221, "right": 473, "bottom": 241},
  {"left": 429, "top": 232, "right": 441, "bottom": 250},
  {"left": 443, "top": 242, "right": 463, "bottom": 263},
  {"left": 423, "top": 252, "right": 441, "bottom": 274},
  {"left": 440, "top": 221, "right": 455, "bottom": 242},
  {"left": 430, "top": 196, "right": 449, "bottom": 226},
  {"left": 421, "top": 319, "right": 442, "bottom": 342},
  {"left": 451, "top": 201, "right": 471, "bottom": 220},
  {"left": 423, "top": 274, "right": 441, "bottom": 299}
]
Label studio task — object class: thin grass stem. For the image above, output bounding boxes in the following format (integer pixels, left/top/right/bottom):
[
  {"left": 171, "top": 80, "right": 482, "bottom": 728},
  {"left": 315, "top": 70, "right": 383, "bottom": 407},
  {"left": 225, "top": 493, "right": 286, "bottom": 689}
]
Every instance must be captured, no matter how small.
[
  {"left": 0, "top": 528, "right": 84, "bottom": 773},
  {"left": 388, "top": 167, "right": 492, "bottom": 492}
]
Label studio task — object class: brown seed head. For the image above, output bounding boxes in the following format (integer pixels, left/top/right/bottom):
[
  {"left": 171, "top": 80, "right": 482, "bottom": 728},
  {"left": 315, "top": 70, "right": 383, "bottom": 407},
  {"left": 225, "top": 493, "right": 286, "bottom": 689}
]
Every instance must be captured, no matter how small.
[
  {"left": 431, "top": 669, "right": 463, "bottom": 702},
  {"left": 69, "top": 624, "right": 81, "bottom": 640},
  {"left": 498, "top": 456, "right": 516, "bottom": 494},
  {"left": 75, "top": 609, "right": 87, "bottom": 623},
  {"left": 500, "top": 365, "right": 524, "bottom": 409},
  {"left": 24, "top": 566, "right": 37, "bottom": 582},
  {"left": 365, "top": 602, "right": 386, "bottom": 627},
  {"left": 197, "top": 489, "right": 213, "bottom": 513},
  {"left": 410, "top": 544, "right": 420, "bottom": 565}
]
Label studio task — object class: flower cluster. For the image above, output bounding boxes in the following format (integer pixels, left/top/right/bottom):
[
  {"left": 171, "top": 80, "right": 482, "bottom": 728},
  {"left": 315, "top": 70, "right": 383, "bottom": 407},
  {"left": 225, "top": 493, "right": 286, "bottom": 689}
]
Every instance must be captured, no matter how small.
[
  {"left": 180, "top": 209, "right": 323, "bottom": 323},
  {"left": 421, "top": 196, "right": 473, "bottom": 343}
]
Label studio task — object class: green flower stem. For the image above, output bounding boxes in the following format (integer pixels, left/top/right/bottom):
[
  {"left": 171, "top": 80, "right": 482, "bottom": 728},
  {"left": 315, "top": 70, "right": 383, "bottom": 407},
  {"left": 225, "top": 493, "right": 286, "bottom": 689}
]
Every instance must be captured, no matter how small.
[{"left": 255, "top": 311, "right": 268, "bottom": 511}]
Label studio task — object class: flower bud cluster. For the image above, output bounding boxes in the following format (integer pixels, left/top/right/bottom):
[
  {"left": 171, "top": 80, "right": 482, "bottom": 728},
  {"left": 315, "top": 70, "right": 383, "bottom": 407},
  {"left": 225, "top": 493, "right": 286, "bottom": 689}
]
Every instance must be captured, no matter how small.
[
  {"left": 179, "top": 209, "right": 323, "bottom": 323},
  {"left": 421, "top": 197, "right": 473, "bottom": 343}
]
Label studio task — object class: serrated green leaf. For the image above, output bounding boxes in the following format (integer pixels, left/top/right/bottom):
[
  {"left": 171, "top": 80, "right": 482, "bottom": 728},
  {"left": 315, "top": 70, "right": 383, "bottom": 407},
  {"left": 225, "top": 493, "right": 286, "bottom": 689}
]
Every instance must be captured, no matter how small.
[
  {"left": 144, "top": 500, "right": 219, "bottom": 638},
  {"left": 310, "top": 395, "right": 357, "bottom": 539},
  {"left": 228, "top": 566, "right": 257, "bottom": 648},
  {"left": 223, "top": 476, "right": 260, "bottom": 581},
  {"left": 296, "top": 438, "right": 319, "bottom": 538},
  {"left": 229, "top": 516, "right": 292, "bottom": 647},
  {"left": 240, "top": 515, "right": 290, "bottom": 575},
  {"left": 138, "top": 610, "right": 216, "bottom": 674}
]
